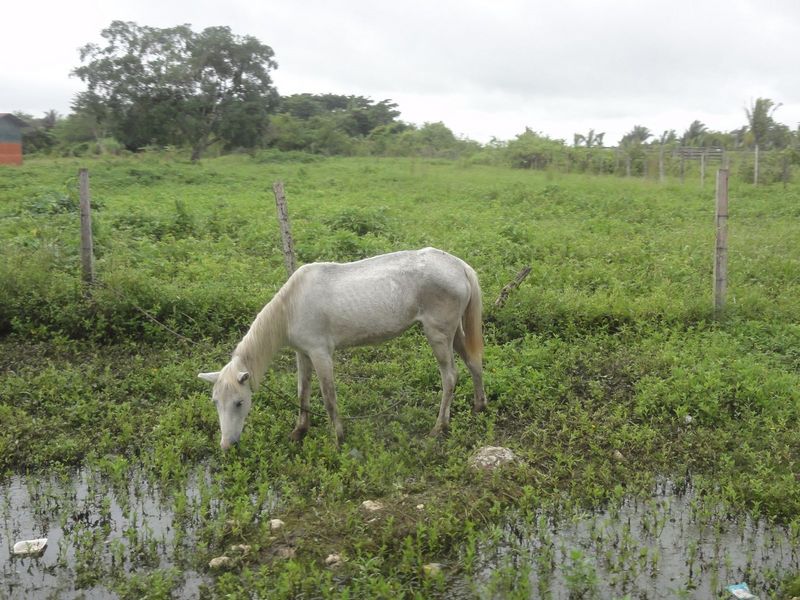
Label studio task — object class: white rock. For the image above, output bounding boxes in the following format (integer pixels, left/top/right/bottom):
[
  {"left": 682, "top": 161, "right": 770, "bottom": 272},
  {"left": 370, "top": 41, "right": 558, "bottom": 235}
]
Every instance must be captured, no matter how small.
[
  {"left": 230, "top": 544, "right": 251, "bottom": 553},
  {"left": 469, "top": 446, "right": 518, "bottom": 470},
  {"left": 416, "top": 503, "right": 425, "bottom": 510},
  {"left": 361, "top": 500, "right": 384, "bottom": 512},
  {"left": 423, "top": 563, "right": 444, "bottom": 577},
  {"left": 325, "top": 553, "right": 343, "bottom": 567},
  {"left": 12, "top": 538, "right": 48, "bottom": 557},
  {"left": 269, "top": 518, "right": 285, "bottom": 532},
  {"left": 613, "top": 449, "right": 625, "bottom": 462},
  {"left": 208, "top": 556, "right": 232, "bottom": 569}
]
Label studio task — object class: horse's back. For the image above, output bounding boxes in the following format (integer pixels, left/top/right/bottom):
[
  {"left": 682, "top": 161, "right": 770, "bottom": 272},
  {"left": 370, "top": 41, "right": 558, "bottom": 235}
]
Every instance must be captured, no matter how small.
[{"left": 286, "top": 248, "right": 473, "bottom": 349}]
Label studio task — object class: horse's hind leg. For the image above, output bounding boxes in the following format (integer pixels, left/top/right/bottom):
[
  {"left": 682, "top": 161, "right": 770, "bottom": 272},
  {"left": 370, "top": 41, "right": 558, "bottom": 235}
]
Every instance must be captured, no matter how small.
[
  {"left": 309, "top": 350, "right": 345, "bottom": 446},
  {"left": 424, "top": 325, "right": 458, "bottom": 436},
  {"left": 454, "top": 328, "right": 487, "bottom": 413},
  {"left": 290, "top": 352, "right": 312, "bottom": 442}
]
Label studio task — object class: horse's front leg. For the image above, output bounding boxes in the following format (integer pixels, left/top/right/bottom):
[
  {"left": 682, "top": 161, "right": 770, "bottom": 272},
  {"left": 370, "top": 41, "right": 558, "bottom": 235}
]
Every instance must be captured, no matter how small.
[
  {"left": 309, "top": 350, "right": 344, "bottom": 446},
  {"left": 290, "top": 352, "right": 313, "bottom": 442}
]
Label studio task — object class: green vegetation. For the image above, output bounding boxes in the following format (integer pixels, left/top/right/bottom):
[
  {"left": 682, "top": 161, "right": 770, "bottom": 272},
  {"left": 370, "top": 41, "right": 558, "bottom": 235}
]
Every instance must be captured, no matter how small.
[{"left": 1, "top": 153, "right": 799, "bottom": 597}]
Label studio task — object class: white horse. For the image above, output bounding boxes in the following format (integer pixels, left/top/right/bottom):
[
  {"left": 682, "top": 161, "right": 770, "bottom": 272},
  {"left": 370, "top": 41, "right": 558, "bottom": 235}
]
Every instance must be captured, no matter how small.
[{"left": 199, "top": 247, "right": 486, "bottom": 449}]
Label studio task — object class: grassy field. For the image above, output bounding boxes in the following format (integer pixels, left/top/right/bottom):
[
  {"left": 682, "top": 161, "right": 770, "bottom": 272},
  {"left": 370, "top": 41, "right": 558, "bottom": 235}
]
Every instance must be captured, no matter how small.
[{"left": 1, "top": 153, "right": 799, "bottom": 598}]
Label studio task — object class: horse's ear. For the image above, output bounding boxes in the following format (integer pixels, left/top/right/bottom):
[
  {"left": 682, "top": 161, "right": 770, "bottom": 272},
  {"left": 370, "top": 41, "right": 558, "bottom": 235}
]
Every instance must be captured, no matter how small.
[
  {"left": 237, "top": 372, "right": 250, "bottom": 384},
  {"left": 198, "top": 371, "right": 220, "bottom": 384}
]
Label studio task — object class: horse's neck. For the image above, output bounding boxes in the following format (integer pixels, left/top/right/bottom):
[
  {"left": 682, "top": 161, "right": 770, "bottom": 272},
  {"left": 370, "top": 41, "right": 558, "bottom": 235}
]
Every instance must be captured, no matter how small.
[{"left": 233, "top": 294, "right": 289, "bottom": 389}]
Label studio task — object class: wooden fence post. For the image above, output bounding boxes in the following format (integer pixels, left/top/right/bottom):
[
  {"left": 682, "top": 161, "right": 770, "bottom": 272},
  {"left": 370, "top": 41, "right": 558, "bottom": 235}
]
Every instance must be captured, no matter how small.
[
  {"left": 753, "top": 144, "right": 759, "bottom": 185},
  {"left": 700, "top": 152, "right": 706, "bottom": 188},
  {"left": 272, "top": 181, "right": 296, "bottom": 276},
  {"left": 680, "top": 153, "right": 685, "bottom": 184},
  {"left": 714, "top": 169, "right": 729, "bottom": 316},
  {"left": 78, "top": 168, "right": 95, "bottom": 285}
]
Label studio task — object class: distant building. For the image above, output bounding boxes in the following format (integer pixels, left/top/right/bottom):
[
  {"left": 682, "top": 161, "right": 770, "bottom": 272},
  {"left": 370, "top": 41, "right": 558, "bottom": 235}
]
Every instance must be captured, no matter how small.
[{"left": 0, "top": 113, "right": 29, "bottom": 165}]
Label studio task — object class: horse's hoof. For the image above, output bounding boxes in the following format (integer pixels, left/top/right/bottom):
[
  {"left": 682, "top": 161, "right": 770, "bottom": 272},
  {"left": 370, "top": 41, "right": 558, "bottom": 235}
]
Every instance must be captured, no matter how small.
[
  {"left": 472, "top": 402, "right": 487, "bottom": 414},
  {"left": 334, "top": 428, "right": 345, "bottom": 449},
  {"left": 429, "top": 425, "right": 448, "bottom": 437},
  {"left": 289, "top": 428, "right": 307, "bottom": 442}
]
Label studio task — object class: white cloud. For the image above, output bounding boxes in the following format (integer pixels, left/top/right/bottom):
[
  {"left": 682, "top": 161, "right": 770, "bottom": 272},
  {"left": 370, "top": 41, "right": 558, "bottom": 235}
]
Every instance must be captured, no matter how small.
[{"left": 3, "top": 0, "right": 800, "bottom": 144}]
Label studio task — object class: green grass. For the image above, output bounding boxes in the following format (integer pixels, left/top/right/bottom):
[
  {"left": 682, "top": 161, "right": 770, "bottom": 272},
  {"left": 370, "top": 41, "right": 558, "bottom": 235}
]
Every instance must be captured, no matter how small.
[{"left": 1, "top": 153, "right": 799, "bottom": 597}]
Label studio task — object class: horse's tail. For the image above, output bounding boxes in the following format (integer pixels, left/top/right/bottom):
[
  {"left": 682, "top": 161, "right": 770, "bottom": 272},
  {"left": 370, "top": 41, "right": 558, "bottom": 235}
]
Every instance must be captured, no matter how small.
[{"left": 462, "top": 265, "right": 484, "bottom": 362}]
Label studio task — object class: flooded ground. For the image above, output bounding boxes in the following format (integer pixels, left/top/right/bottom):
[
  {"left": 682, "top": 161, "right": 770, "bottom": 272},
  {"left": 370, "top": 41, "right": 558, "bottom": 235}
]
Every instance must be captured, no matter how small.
[
  {"left": 1, "top": 467, "right": 213, "bottom": 599},
  {"left": 3, "top": 471, "right": 799, "bottom": 599},
  {"left": 471, "top": 479, "right": 800, "bottom": 599}
]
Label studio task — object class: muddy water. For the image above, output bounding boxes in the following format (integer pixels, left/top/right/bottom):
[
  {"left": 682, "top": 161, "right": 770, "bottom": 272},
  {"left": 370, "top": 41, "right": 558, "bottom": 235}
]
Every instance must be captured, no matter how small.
[
  {"left": 473, "top": 480, "right": 800, "bottom": 599},
  {"left": 1, "top": 467, "right": 212, "bottom": 599},
  {"left": 4, "top": 471, "right": 799, "bottom": 598}
]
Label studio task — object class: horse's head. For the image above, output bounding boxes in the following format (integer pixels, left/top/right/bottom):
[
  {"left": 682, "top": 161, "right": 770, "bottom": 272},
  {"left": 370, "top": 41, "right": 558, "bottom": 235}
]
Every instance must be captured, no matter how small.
[{"left": 198, "top": 357, "right": 253, "bottom": 450}]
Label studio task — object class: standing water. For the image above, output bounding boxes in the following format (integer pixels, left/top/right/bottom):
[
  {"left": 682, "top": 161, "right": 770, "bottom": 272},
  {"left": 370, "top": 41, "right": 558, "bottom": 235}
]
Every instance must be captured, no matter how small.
[
  {"left": 471, "top": 480, "right": 800, "bottom": 599},
  {"left": 1, "top": 467, "right": 215, "bottom": 599}
]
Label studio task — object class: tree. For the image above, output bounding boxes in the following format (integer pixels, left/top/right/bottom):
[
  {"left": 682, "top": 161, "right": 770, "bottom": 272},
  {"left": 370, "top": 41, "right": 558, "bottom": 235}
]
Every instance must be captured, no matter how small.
[
  {"left": 745, "top": 98, "right": 781, "bottom": 150},
  {"left": 573, "top": 129, "right": 605, "bottom": 148},
  {"left": 619, "top": 125, "right": 651, "bottom": 177},
  {"left": 73, "top": 21, "right": 279, "bottom": 160},
  {"left": 506, "top": 128, "right": 566, "bottom": 169},
  {"left": 277, "top": 94, "right": 401, "bottom": 138},
  {"left": 620, "top": 125, "right": 652, "bottom": 146},
  {"left": 681, "top": 120, "right": 707, "bottom": 146},
  {"left": 17, "top": 111, "right": 59, "bottom": 154},
  {"left": 659, "top": 129, "right": 678, "bottom": 146}
]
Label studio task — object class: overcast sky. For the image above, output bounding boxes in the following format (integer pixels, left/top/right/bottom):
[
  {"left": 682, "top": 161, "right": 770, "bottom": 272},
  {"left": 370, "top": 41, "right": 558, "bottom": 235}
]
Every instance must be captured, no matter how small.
[{"left": 3, "top": 0, "right": 800, "bottom": 145}]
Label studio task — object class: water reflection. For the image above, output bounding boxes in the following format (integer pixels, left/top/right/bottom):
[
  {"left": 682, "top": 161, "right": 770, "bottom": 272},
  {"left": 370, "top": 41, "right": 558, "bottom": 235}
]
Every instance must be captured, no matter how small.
[
  {"left": 1, "top": 467, "right": 211, "bottom": 599},
  {"left": 473, "top": 480, "right": 800, "bottom": 599}
]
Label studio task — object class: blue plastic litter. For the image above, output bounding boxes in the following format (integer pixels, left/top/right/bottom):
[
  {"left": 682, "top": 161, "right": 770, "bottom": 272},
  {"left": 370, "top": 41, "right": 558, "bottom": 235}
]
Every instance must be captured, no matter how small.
[{"left": 726, "top": 582, "right": 758, "bottom": 599}]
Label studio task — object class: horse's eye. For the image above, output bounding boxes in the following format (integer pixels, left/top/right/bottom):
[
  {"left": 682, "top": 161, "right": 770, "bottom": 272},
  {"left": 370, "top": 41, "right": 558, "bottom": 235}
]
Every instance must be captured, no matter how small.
[{"left": 235, "top": 400, "right": 243, "bottom": 408}]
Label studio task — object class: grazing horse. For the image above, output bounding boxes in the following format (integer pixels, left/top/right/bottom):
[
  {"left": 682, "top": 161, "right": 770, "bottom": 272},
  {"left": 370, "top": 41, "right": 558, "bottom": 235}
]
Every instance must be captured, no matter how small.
[{"left": 198, "top": 247, "right": 486, "bottom": 449}]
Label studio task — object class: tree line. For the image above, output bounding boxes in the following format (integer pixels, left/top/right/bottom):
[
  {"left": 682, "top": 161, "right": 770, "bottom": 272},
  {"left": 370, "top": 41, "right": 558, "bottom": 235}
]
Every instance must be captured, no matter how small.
[{"left": 13, "top": 21, "right": 800, "bottom": 180}]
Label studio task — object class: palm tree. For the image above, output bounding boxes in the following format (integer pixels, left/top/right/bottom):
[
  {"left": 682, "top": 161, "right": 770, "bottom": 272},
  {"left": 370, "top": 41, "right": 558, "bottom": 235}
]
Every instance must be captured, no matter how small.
[
  {"left": 42, "top": 110, "right": 60, "bottom": 130},
  {"left": 745, "top": 98, "right": 781, "bottom": 184},
  {"left": 573, "top": 129, "right": 605, "bottom": 148},
  {"left": 619, "top": 126, "right": 651, "bottom": 176},
  {"left": 681, "top": 120, "right": 707, "bottom": 146},
  {"left": 745, "top": 98, "right": 780, "bottom": 150},
  {"left": 620, "top": 125, "right": 651, "bottom": 147}
]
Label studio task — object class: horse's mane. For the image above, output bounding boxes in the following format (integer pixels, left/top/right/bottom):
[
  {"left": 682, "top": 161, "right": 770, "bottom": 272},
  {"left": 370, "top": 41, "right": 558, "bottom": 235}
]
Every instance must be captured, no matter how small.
[{"left": 231, "top": 275, "right": 296, "bottom": 390}]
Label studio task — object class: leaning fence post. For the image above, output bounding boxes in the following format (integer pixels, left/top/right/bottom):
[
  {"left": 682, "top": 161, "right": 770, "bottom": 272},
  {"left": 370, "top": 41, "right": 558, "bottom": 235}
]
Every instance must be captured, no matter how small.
[
  {"left": 713, "top": 168, "right": 729, "bottom": 316},
  {"left": 272, "top": 181, "right": 296, "bottom": 276},
  {"left": 78, "top": 168, "right": 95, "bottom": 285}
]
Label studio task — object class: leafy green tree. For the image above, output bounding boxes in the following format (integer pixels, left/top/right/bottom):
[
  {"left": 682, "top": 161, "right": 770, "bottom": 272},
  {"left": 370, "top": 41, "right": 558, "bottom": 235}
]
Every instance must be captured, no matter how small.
[
  {"left": 73, "top": 21, "right": 278, "bottom": 160},
  {"left": 366, "top": 122, "right": 412, "bottom": 155},
  {"left": 17, "top": 111, "right": 59, "bottom": 154},
  {"left": 264, "top": 114, "right": 310, "bottom": 152},
  {"left": 277, "top": 94, "right": 401, "bottom": 139},
  {"left": 506, "top": 128, "right": 566, "bottom": 169},
  {"left": 280, "top": 94, "right": 325, "bottom": 120}
]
